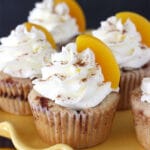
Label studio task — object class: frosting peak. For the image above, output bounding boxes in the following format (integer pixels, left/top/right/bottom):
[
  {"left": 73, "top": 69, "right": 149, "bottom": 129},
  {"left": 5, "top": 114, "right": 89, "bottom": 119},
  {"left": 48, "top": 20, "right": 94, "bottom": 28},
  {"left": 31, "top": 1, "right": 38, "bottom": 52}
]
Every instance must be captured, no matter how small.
[
  {"left": 28, "top": 0, "right": 79, "bottom": 43},
  {"left": 33, "top": 43, "right": 116, "bottom": 110},
  {"left": 92, "top": 16, "right": 150, "bottom": 70},
  {"left": 0, "top": 24, "right": 55, "bottom": 79},
  {"left": 55, "top": 2, "right": 69, "bottom": 15},
  {"left": 1, "top": 25, "right": 47, "bottom": 47}
]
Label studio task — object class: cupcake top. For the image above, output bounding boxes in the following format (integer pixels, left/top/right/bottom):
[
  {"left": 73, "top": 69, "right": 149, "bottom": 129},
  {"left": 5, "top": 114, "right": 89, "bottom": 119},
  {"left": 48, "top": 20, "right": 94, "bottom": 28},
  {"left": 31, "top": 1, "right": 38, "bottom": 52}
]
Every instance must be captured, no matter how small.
[
  {"left": 0, "top": 24, "right": 55, "bottom": 79},
  {"left": 92, "top": 16, "right": 150, "bottom": 70},
  {"left": 28, "top": 0, "right": 79, "bottom": 44},
  {"left": 33, "top": 42, "right": 117, "bottom": 110},
  {"left": 141, "top": 78, "right": 150, "bottom": 103}
]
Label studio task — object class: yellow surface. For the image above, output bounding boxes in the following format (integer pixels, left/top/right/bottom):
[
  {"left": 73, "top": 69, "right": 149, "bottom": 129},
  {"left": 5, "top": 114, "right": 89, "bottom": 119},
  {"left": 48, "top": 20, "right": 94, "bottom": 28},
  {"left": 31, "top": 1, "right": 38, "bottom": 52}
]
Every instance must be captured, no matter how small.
[
  {"left": 0, "top": 110, "right": 143, "bottom": 150},
  {"left": 76, "top": 35, "right": 120, "bottom": 89}
]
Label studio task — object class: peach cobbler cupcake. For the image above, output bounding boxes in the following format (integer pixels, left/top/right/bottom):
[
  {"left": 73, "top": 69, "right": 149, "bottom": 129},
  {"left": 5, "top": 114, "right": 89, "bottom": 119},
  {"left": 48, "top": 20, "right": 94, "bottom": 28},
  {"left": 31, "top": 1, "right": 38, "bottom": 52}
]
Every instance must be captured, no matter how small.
[
  {"left": 92, "top": 12, "right": 150, "bottom": 110},
  {"left": 0, "top": 23, "right": 56, "bottom": 115},
  {"left": 28, "top": 35, "right": 120, "bottom": 148},
  {"left": 28, "top": 0, "right": 86, "bottom": 47},
  {"left": 131, "top": 78, "right": 150, "bottom": 150}
]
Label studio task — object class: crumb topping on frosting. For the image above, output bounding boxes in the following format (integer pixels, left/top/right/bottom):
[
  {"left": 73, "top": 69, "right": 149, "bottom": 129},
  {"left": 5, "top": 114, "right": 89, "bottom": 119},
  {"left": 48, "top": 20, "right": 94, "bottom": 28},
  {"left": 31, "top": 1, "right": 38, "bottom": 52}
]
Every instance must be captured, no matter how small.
[
  {"left": 92, "top": 16, "right": 150, "bottom": 70},
  {"left": 0, "top": 24, "right": 55, "bottom": 79},
  {"left": 28, "top": 0, "right": 79, "bottom": 43},
  {"left": 33, "top": 43, "right": 117, "bottom": 110}
]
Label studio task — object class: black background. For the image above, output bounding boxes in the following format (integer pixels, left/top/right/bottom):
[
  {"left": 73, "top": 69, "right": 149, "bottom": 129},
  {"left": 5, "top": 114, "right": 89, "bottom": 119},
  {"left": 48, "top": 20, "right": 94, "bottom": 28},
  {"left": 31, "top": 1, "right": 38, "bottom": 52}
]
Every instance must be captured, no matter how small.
[
  {"left": 0, "top": 0, "right": 149, "bottom": 148},
  {"left": 0, "top": 0, "right": 150, "bottom": 37}
]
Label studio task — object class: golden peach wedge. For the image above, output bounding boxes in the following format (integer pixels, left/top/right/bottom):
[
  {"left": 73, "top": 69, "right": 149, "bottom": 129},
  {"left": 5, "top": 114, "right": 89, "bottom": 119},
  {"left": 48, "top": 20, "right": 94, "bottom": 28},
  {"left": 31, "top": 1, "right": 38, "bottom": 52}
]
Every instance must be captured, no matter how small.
[{"left": 76, "top": 35, "right": 120, "bottom": 89}]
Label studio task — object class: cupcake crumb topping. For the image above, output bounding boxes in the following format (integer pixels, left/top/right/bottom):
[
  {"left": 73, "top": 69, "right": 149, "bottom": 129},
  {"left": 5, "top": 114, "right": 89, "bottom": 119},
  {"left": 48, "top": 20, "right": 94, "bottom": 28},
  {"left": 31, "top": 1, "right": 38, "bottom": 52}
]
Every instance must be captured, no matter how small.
[
  {"left": 92, "top": 16, "right": 150, "bottom": 70},
  {"left": 33, "top": 43, "right": 115, "bottom": 110},
  {"left": 0, "top": 24, "right": 55, "bottom": 79},
  {"left": 28, "top": 0, "right": 79, "bottom": 43}
]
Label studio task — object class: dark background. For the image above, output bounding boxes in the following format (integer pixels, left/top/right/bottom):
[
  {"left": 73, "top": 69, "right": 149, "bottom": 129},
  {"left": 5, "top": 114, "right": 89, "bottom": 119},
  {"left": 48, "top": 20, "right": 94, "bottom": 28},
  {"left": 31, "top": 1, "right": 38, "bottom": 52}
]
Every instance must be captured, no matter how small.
[
  {"left": 0, "top": 0, "right": 150, "bottom": 37},
  {"left": 0, "top": 0, "right": 149, "bottom": 148}
]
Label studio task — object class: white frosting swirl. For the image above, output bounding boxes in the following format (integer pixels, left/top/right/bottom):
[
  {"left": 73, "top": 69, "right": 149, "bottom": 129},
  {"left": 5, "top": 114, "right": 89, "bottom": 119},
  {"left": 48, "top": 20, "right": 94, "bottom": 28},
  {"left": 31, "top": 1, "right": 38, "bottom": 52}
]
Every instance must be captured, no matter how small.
[
  {"left": 28, "top": 0, "right": 79, "bottom": 44},
  {"left": 33, "top": 43, "right": 116, "bottom": 110},
  {"left": 0, "top": 24, "right": 55, "bottom": 79},
  {"left": 141, "top": 78, "right": 150, "bottom": 103},
  {"left": 92, "top": 16, "right": 150, "bottom": 70}
]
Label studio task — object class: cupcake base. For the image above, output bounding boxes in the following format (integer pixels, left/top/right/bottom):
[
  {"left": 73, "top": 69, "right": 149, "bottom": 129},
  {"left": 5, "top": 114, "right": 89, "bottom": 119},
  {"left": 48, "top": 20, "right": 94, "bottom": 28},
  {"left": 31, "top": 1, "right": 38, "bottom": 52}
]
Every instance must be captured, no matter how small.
[
  {"left": 0, "top": 71, "right": 32, "bottom": 115},
  {"left": 29, "top": 90, "right": 119, "bottom": 149},
  {"left": 131, "top": 88, "right": 150, "bottom": 150},
  {"left": 0, "top": 97, "right": 31, "bottom": 115},
  {"left": 118, "top": 63, "right": 150, "bottom": 110}
]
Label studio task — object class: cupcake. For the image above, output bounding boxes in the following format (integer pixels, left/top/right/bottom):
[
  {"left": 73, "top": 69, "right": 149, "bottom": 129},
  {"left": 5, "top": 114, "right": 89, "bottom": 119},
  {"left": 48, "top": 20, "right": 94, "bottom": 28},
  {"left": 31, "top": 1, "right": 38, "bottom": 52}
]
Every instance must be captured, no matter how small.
[
  {"left": 131, "top": 77, "right": 150, "bottom": 150},
  {"left": 28, "top": 0, "right": 86, "bottom": 48},
  {"left": 92, "top": 12, "right": 150, "bottom": 110},
  {"left": 28, "top": 35, "right": 120, "bottom": 148},
  {"left": 0, "top": 23, "right": 56, "bottom": 115}
]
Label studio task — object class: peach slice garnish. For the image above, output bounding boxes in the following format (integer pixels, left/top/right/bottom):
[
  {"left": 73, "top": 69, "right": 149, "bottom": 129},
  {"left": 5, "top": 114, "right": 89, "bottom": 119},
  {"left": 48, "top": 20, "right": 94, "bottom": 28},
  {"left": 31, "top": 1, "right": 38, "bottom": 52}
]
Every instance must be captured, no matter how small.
[
  {"left": 116, "top": 11, "right": 150, "bottom": 46},
  {"left": 76, "top": 35, "right": 120, "bottom": 89},
  {"left": 25, "top": 22, "right": 56, "bottom": 49},
  {"left": 54, "top": 0, "right": 86, "bottom": 32}
]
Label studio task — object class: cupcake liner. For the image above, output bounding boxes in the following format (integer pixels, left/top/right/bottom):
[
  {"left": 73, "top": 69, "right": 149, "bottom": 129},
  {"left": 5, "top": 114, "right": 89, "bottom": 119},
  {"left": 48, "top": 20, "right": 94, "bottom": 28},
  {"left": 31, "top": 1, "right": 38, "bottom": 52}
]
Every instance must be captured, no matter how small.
[
  {"left": 0, "top": 71, "right": 32, "bottom": 115},
  {"left": 118, "top": 67, "right": 147, "bottom": 110},
  {"left": 29, "top": 90, "right": 119, "bottom": 149},
  {"left": 0, "top": 97, "right": 31, "bottom": 115},
  {"left": 144, "top": 61, "right": 150, "bottom": 77},
  {"left": 131, "top": 88, "right": 150, "bottom": 150}
]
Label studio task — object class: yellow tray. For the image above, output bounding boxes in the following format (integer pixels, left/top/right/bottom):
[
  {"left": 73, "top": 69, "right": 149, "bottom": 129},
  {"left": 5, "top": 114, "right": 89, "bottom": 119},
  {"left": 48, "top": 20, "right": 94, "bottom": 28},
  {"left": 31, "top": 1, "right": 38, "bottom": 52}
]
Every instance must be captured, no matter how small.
[{"left": 0, "top": 110, "right": 143, "bottom": 150}]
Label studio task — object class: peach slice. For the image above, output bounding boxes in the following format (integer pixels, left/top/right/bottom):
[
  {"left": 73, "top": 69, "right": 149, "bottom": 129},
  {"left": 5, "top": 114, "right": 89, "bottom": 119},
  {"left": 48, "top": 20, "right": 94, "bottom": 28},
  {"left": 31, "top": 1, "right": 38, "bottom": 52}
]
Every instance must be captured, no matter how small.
[
  {"left": 25, "top": 22, "right": 56, "bottom": 49},
  {"left": 116, "top": 11, "right": 150, "bottom": 46},
  {"left": 76, "top": 35, "right": 120, "bottom": 89},
  {"left": 54, "top": 0, "right": 86, "bottom": 32}
]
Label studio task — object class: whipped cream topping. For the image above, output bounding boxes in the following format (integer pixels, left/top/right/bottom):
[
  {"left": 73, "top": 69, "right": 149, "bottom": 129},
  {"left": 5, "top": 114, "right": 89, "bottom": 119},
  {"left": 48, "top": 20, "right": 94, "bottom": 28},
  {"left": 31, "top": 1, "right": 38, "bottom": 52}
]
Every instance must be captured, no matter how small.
[
  {"left": 92, "top": 16, "right": 150, "bottom": 70},
  {"left": 0, "top": 24, "right": 55, "bottom": 79},
  {"left": 28, "top": 0, "right": 79, "bottom": 44},
  {"left": 141, "top": 78, "right": 150, "bottom": 103},
  {"left": 33, "top": 43, "right": 116, "bottom": 110}
]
